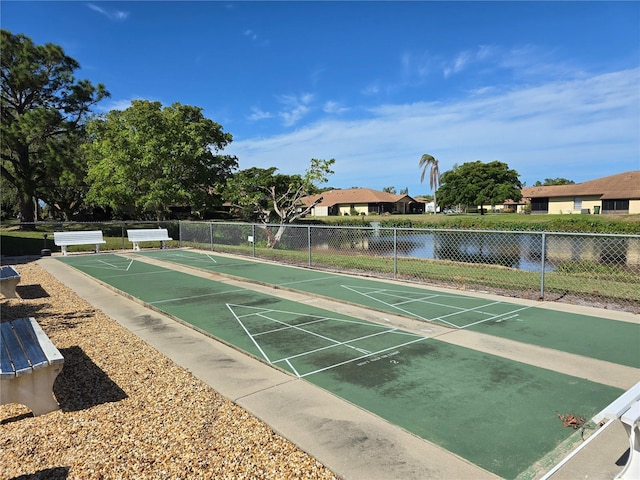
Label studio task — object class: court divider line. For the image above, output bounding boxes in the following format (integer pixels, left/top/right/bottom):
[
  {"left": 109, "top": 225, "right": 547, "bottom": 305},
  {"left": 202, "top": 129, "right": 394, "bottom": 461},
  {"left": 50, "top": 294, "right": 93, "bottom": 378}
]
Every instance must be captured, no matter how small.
[{"left": 292, "top": 338, "right": 428, "bottom": 378}]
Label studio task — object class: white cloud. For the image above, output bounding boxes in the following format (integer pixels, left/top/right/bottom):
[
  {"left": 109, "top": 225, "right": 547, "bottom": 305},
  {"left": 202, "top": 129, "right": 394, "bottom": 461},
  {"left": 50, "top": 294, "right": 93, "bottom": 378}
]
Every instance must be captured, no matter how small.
[
  {"left": 275, "top": 93, "right": 314, "bottom": 126},
  {"left": 99, "top": 98, "right": 136, "bottom": 112},
  {"left": 242, "top": 28, "right": 269, "bottom": 47},
  {"left": 361, "top": 83, "right": 380, "bottom": 96},
  {"left": 243, "top": 29, "right": 258, "bottom": 40},
  {"left": 323, "top": 101, "right": 349, "bottom": 114},
  {"left": 247, "top": 107, "right": 272, "bottom": 121},
  {"left": 225, "top": 68, "right": 639, "bottom": 193},
  {"left": 87, "top": 3, "right": 129, "bottom": 21}
]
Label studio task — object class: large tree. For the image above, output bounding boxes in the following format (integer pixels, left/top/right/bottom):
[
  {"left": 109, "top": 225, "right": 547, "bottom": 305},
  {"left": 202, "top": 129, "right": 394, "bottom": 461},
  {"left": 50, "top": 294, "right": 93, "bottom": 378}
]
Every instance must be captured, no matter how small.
[
  {"left": 1, "top": 30, "right": 109, "bottom": 225},
  {"left": 84, "top": 100, "right": 237, "bottom": 220},
  {"left": 437, "top": 161, "right": 522, "bottom": 214},
  {"left": 221, "top": 158, "right": 335, "bottom": 248},
  {"left": 419, "top": 153, "right": 441, "bottom": 214}
]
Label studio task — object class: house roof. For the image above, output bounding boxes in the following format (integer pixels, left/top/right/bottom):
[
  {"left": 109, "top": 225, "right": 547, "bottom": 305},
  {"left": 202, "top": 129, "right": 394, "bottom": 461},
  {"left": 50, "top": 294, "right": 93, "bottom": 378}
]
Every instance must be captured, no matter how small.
[
  {"left": 521, "top": 171, "right": 640, "bottom": 200},
  {"left": 302, "top": 188, "right": 417, "bottom": 207}
]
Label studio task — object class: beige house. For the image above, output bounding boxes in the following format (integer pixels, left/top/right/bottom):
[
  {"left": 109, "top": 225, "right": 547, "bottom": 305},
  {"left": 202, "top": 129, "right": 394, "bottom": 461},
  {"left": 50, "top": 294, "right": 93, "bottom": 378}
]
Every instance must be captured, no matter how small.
[
  {"left": 301, "top": 188, "right": 423, "bottom": 217},
  {"left": 520, "top": 171, "right": 640, "bottom": 215}
]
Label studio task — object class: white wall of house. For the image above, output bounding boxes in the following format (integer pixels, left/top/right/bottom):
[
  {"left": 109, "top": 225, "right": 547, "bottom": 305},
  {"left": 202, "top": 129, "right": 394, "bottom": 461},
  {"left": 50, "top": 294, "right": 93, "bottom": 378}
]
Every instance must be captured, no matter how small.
[
  {"left": 310, "top": 205, "right": 329, "bottom": 217},
  {"left": 338, "top": 203, "right": 368, "bottom": 216}
]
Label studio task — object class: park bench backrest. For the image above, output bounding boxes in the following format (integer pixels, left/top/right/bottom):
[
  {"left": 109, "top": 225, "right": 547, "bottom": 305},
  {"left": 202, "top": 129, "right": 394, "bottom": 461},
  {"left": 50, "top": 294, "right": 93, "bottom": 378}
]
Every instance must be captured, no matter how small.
[
  {"left": 53, "top": 230, "right": 105, "bottom": 246},
  {"left": 127, "top": 228, "right": 172, "bottom": 242}
]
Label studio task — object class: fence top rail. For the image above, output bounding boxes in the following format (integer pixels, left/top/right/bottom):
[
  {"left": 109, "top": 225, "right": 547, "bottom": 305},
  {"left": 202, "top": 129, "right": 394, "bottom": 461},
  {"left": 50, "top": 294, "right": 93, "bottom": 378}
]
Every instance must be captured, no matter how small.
[{"left": 184, "top": 221, "right": 640, "bottom": 239}]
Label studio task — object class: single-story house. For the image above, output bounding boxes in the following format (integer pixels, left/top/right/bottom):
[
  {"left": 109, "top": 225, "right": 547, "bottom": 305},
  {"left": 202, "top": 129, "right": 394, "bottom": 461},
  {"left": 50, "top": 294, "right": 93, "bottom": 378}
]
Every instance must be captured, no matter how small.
[
  {"left": 301, "top": 188, "right": 423, "bottom": 216},
  {"left": 520, "top": 171, "right": 640, "bottom": 215}
]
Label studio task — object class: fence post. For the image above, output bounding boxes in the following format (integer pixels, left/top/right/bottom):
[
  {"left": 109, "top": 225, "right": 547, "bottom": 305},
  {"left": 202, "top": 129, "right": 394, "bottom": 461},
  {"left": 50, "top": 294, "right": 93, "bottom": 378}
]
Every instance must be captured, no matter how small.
[
  {"left": 540, "top": 232, "right": 546, "bottom": 299},
  {"left": 252, "top": 224, "right": 256, "bottom": 257},
  {"left": 308, "top": 226, "right": 312, "bottom": 267},
  {"left": 121, "top": 222, "right": 126, "bottom": 250},
  {"left": 393, "top": 228, "right": 398, "bottom": 279},
  {"left": 209, "top": 222, "right": 214, "bottom": 251}
]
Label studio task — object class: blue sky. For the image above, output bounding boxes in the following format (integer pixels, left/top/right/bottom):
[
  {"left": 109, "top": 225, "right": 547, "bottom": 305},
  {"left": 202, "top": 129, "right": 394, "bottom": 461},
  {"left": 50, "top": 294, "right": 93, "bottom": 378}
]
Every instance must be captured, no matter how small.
[{"left": 2, "top": 1, "right": 639, "bottom": 196}]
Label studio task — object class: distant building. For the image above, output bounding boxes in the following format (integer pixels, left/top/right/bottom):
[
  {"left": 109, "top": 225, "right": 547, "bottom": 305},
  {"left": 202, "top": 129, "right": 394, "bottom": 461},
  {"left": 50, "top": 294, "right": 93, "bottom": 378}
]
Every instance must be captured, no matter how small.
[
  {"left": 520, "top": 171, "right": 640, "bottom": 215},
  {"left": 301, "top": 188, "right": 424, "bottom": 216}
]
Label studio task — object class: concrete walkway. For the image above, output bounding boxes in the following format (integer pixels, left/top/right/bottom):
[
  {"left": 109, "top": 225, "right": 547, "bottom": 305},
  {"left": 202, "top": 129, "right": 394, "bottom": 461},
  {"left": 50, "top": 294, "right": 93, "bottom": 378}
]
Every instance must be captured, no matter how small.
[{"left": 39, "top": 256, "right": 636, "bottom": 480}]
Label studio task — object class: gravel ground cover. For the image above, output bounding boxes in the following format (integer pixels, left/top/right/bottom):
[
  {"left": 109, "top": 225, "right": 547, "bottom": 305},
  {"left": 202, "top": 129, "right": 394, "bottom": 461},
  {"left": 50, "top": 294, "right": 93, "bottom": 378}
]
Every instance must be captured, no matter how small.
[{"left": 1, "top": 260, "right": 339, "bottom": 480}]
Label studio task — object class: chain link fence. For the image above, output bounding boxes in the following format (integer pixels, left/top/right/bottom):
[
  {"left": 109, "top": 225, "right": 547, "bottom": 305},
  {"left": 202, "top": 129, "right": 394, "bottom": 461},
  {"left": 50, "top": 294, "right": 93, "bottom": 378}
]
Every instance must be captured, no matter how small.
[{"left": 179, "top": 221, "right": 640, "bottom": 313}]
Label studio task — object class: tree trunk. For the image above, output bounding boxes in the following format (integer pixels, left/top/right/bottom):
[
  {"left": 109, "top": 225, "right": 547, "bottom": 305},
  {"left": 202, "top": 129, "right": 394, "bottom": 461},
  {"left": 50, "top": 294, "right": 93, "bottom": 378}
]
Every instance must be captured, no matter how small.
[
  {"left": 18, "top": 193, "right": 37, "bottom": 230},
  {"left": 264, "top": 224, "right": 287, "bottom": 248}
]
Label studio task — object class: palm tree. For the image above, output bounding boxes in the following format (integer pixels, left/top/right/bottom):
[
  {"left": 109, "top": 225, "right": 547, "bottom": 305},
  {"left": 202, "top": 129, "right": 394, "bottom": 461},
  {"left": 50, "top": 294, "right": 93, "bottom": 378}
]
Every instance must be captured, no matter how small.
[{"left": 419, "top": 154, "right": 441, "bottom": 214}]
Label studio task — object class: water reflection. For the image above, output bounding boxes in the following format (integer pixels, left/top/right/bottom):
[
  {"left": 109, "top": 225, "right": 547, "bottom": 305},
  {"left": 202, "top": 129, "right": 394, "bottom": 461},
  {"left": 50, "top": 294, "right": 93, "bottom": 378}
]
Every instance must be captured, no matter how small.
[{"left": 359, "top": 231, "right": 640, "bottom": 273}]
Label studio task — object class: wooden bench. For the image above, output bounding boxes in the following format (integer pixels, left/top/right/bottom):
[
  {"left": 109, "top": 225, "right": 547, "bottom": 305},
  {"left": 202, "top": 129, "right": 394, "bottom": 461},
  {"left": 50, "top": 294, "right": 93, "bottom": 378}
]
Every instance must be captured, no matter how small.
[
  {"left": 593, "top": 381, "right": 640, "bottom": 480},
  {"left": 127, "top": 228, "right": 172, "bottom": 251},
  {"left": 1, "top": 317, "right": 64, "bottom": 416},
  {"left": 54, "top": 230, "right": 106, "bottom": 256},
  {"left": 0, "top": 265, "right": 20, "bottom": 298}
]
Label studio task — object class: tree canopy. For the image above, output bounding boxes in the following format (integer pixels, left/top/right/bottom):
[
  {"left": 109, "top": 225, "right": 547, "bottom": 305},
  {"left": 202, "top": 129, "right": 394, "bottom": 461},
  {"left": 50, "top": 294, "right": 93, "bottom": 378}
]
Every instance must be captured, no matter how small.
[
  {"left": 534, "top": 178, "right": 575, "bottom": 186},
  {"left": 84, "top": 100, "right": 238, "bottom": 220},
  {"left": 221, "top": 158, "right": 335, "bottom": 247},
  {"left": 437, "top": 161, "right": 522, "bottom": 214},
  {"left": 1, "top": 30, "right": 109, "bottom": 224}
]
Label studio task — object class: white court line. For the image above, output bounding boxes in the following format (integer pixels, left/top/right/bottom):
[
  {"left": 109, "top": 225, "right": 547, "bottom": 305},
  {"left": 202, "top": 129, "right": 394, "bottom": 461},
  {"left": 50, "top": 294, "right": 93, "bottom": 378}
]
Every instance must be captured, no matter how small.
[
  {"left": 253, "top": 312, "right": 363, "bottom": 348},
  {"left": 150, "top": 287, "right": 247, "bottom": 305},
  {"left": 227, "top": 304, "right": 272, "bottom": 363},
  {"left": 227, "top": 304, "right": 427, "bottom": 378},
  {"left": 297, "top": 337, "right": 428, "bottom": 378},
  {"left": 276, "top": 275, "right": 338, "bottom": 287},
  {"left": 284, "top": 359, "right": 301, "bottom": 377},
  {"left": 270, "top": 328, "right": 405, "bottom": 364},
  {"left": 361, "top": 288, "right": 485, "bottom": 314},
  {"left": 253, "top": 317, "right": 327, "bottom": 336},
  {"left": 342, "top": 285, "right": 459, "bottom": 328},
  {"left": 94, "top": 258, "right": 134, "bottom": 270},
  {"left": 343, "top": 285, "right": 529, "bottom": 329},
  {"left": 460, "top": 305, "right": 533, "bottom": 328},
  {"left": 431, "top": 300, "right": 504, "bottom": 322},
  {"left": 101, "top": 269, "right": 174, "bottom": 279},
  {"left": 231, "top": 304, "right": 387, "bottom": 328}
]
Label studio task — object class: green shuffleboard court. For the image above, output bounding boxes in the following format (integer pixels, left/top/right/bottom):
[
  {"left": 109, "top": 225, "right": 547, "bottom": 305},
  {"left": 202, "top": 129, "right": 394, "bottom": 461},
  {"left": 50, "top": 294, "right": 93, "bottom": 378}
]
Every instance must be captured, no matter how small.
[
  {"left": 138, "top": 249, "right": 640, "bottom": 368},
  {"left": 58, "top": 253, "right": 632, "bottom": 479}
]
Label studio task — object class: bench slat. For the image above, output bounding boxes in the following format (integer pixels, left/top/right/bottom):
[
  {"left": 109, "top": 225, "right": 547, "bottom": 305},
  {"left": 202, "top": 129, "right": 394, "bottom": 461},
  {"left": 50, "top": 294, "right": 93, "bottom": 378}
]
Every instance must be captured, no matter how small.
[
  {"left": 0, "top": 266, "right": 20, "bottom": 280},
  {"left": 593, "top": 381, "right": 640, "bottom": 423},
  {"left": 27, "top": 318, "right": 64, "bottom": 366},
  {"left": 127, "top": 229, "right": 172, "bottom": 241},
  {"left": 0, "top": 335, "right": 14, "bottom": 379},
  {"left": 11, "top": 318, "right": 49, "bottom": 369},
  {"left": 621, "top": 400, "right": 640, "bottom": 425},
  {"left": 0, "top": 321, "right": 32, "bottom": 375},
  {"left": 54, "top": 231, "right": 106, "bottom": 246}
]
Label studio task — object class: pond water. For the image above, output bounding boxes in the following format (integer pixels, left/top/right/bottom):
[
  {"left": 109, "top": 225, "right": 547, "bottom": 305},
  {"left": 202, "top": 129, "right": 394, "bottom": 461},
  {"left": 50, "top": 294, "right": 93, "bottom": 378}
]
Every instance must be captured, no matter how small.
[{"left": 321, "top": 231, "right": 640, "bottom": 273}]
